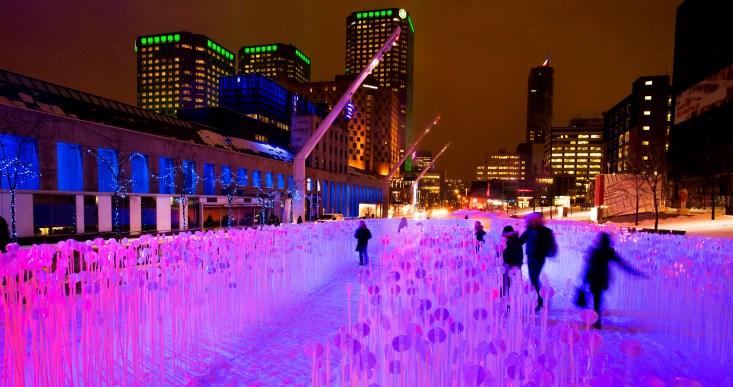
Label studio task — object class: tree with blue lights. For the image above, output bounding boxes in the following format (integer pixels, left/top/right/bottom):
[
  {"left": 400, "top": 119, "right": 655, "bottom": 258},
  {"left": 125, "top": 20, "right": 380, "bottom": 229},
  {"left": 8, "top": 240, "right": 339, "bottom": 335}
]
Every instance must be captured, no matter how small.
[
  {"left": 215, "top": 167, "right": 243, "bottom": 229},
  {"left": 154, "top": 143, "right": 202, "bottom": 231},
  {"left": 84, "top": 131, "right": 146, "bottom": 238},
  {"left": 0, "top": 112, "right": 45, "bottom": 241}
]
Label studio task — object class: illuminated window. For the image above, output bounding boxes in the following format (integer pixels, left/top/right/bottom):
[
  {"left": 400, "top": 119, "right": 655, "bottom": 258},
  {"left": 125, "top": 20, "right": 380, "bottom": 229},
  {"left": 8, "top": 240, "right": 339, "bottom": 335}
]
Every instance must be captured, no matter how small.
[
  {"left": 642, "top": 141, "right": 649, "bottom": 145},
  {"left": 643, "top": 110, "right": 651, "bottom": 116},
  {"left": 644, "top": 95, "right": 652, "bottom": 100},
  {"left": 645, "top": 80, "right": 653, "bottom": 85},
  {"left": 643, "top": 126, "right": 650, "bottom": 131}
]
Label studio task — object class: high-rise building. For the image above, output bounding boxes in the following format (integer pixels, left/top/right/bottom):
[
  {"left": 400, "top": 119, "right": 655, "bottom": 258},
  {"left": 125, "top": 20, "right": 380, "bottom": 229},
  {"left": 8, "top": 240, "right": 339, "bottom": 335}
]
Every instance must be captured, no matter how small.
[
  {"left": 527, "top": 59, "right": 554, "bottom": 145},
  {"left": 346, "top": 8, "right": 414, "bottom": 170},
  {"left": 603, "top": 76, "right": 671, "bottom": 175},
  {"left": 670, "top": 0, "right": 733, "bottom": 203},
  {"left": 545, "top": 118, "right": 604, "bottom": 200},
  {"left": 136, "top": 32, "right": 235, "bottom": 116},
  {"left": 413, "top": 150, "right": 432, "bottom": 171},
  {"left": 237, "top": 43, "right": 311, "bottom": 83},
  {"left": 286, "top": 75, "right": 399, "bottom": 176},
  {"left": 475, "top": 149, "right": 522, "bottom": 181}
]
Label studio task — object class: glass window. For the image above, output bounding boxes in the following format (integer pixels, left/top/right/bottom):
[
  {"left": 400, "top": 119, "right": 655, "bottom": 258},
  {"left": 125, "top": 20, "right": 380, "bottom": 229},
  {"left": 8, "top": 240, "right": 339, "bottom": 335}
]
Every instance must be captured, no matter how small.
[
  {"left": 0, "top": 134, "right": 40, "bottom": 190},
  {"left": 56, "top": 142, "right": 83, "bottom": 191},
  {"left": 252, "top": 170, "right": 262, "bottom": 188},
  {"left": 159, "top": 157, "right": 174, "bottom": 194},
  {"left": 83, "top": 195, "right": 98, "bottom": 233},
  {"left": 141, "top": 196, "right": 157, "bottom": 232},
  {"left": 221, "top": 166, "right": 232, "bottom": 188},
  {"left": 97, "top": 148, "right": 119, "bottom": 192},
  {"left": 131, "top": 153, "right": 149, "bottom": 193},
  {"left": 237, "top": 168, "right": 248, "bottom": 186},
  {"left": 265, "top": 172, "right": 274, "bottom": 189},
  {"left": 204, "top": 163, "right": 215, "bottom": 195},
  {"left": 33, "top": 194, "right": 76, "bottom": 236}
]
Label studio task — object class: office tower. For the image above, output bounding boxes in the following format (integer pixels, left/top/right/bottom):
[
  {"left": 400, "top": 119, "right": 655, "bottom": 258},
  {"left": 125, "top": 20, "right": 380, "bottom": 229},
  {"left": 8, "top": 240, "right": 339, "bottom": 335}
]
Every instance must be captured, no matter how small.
[
  {"left": 286, "top": 75, "right": 399, "bottom": 176},
  {"left": 346, "top": 8, "right": 414, "bottom": 169},
  {"left": 545, "top": 118, "right": 604, "bottom": 201},
  {"left": 136, "top": 32, "right": 235, "bottom": 116},
  {"left": 237, "top": 43, "right": 311, "bottom": 83},
  {"left": 475, "top": 149, "right": 522, "bottom": 182},
  {"left": 670, "top": 0, "right": 733, "bottom": 198},
  {"left": 603, "top": 76, "right": 671, "bottom": 175},
  {"left": 527, "top": 59, "right": 554, "bottom": 145}
]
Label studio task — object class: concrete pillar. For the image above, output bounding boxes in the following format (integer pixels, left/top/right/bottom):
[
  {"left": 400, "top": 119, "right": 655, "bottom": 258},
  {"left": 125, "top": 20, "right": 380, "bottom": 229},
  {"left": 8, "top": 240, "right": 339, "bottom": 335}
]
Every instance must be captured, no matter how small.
[
  {"left": 130, "top": 196, "right": 142, "bottom": 234},
  {"left": 156, "top": 196, "right": 172, "bottom": 232},
  {"left": 75, "top": 194, "right": 85, "bottom": 234}
]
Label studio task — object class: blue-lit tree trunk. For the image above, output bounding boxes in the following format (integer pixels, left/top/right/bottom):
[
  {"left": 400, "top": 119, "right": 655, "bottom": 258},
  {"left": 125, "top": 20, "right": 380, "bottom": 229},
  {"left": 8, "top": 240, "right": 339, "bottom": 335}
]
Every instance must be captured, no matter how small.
[{"left": 0, "top": 113, "right": 46, "bottom": 242}]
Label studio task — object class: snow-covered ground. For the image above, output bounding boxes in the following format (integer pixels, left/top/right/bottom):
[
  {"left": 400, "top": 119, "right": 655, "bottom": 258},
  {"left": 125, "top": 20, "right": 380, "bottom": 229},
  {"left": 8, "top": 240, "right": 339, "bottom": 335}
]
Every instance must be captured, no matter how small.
[{"left": 2, "top": 218, "right": 732, "bottom": 386}]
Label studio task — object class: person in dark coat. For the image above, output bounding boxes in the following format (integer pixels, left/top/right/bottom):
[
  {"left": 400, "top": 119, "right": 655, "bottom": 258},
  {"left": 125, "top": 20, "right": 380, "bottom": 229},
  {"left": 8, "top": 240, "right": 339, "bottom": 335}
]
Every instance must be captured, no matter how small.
[
  {"left": 501, "top": 225, "right": 523, "bottom": 295},
  {"left": 297, "top": 216, "right": 303, "bottom": 224},
  {"left": 518, "top": 212, "right": 557, "bottom": 311},
  {"left": 354, "top": 221, "right": 372, "bottom": 265},
  {"left": 583, "top": 232, "right": 644, "bottom": 329},
  {"left": 0, "top": 216, "right": 9, "bottom": 253},
  {"left": 398, "top": 217, "right": 408, "bottom": 233},
  {"left": 474, "top": 221, "right": 486, "bottom": 252}
]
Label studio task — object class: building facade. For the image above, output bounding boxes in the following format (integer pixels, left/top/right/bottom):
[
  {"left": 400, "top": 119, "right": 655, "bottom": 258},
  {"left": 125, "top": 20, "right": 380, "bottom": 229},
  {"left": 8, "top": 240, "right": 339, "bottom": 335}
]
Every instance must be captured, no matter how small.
[
  {"left": 526, "top": 61, "right": 554, "bottom": 145},
  {"left": 136, "top": 31, "right": 235, "bottom": 116},
  {"left": 346, "top": 8, "right": 414, "bottom": 170},
  {"left": 0, "top": 69, "right": 383, "bottom": 241},
  {"left": 475, "top": 149, "right": 521, "bottom": 181},
  {"left": 237, "top": 43, "right": 311, "bottom": 83},
  {"left": 286, "top": 75, "right": 399, "bottom": 176},
  {"left": 545, "top": 118, "right": 604, "bottom": 200},
  {"left": 603, "top": 76, "right": 671, "bottom": 175},
  {"left": 670, "top": 0, "right": 733, "bottom": 209},
  {"left": 413, "top": 150, "right": 432, "bottom": 171}
]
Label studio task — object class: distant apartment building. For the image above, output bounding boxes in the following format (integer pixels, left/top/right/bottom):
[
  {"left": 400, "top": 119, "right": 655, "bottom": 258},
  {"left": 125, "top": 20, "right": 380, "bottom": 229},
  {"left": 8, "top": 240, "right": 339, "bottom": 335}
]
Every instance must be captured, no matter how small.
[
  {"left": 545, "top": 118, "right": 604, "bottom": 197},
  {"left": 475, "top": 149, "right": 521, "bottom": 181},
  {"left": 603, "top": 76, "right": 671, "bottom": 174},
  {"left": 136, "top": 31, "right": 235, "bottom": 116}
]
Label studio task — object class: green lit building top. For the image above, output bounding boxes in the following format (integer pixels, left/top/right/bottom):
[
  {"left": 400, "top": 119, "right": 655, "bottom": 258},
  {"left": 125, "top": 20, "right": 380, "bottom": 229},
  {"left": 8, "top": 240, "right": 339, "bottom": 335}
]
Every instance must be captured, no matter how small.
[
  {"left": 237, "top": 43, "right": 311, "bottom": 84},
  {"left": 136, "top": 31, "right": 235, "bottom": 116}
]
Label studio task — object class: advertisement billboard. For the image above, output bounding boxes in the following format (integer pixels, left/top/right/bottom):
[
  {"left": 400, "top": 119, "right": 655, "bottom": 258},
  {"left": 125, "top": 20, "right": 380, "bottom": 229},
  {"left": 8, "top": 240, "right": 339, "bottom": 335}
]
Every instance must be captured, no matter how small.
[
  {"left": 675, "top": 62, "right": 733, "bottom": 125},
  {"left": 290, "top": 115, "right": 314, "bottom": 152}
]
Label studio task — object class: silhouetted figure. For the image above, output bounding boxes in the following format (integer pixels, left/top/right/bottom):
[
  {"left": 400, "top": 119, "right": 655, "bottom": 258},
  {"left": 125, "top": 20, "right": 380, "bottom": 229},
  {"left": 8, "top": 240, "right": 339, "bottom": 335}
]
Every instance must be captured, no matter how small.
[
  {"left": 354, "top": 221, "right": 372, "bottom": 265},
  {"left": 583, "top": 232, "right": 645, "bottom": 329},
  {"left": 474, "top": 221, "right": 486, "bottom": 252},
  {"left": 297, "top": 216, "right": 303, "bottom": 224},
  {"left": 0, "top": 216, "right": 10, "bottom": 252},
  {"left": 518, "top": 212, "right": 557, "bottom": 311},
  {"left": 501, "top": 225, "right": 523, "bottom": 295},
  {"left": 204, "top": 215, "right": 214, "bottom": 228},
  {"left": 464, "top": 215, "right": 469, "bottom": 219},
  {"left": 398, "top": 217, "right": 408, "bottom": 233}
]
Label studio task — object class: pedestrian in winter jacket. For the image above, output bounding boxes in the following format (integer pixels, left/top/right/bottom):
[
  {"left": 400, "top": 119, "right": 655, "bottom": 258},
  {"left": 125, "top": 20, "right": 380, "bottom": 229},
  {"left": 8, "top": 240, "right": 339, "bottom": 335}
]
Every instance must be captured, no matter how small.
[
  {"left": 354, "top": 221, "right": 372, "bottom": 265},
  {"left": 501, "top": 225, "right": 523, "bottom": 295},
  {"left": 518, "top": 212, "right": 557, "bottom": 311},
  {"left": 474, "top": 221, "right": 486, "bottom": 252}
]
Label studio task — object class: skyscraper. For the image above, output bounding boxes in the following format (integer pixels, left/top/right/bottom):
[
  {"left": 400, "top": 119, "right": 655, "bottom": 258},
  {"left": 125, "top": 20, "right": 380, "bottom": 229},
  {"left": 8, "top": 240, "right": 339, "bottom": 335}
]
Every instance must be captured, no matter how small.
[
  {"left": 237, "top": 43, "right": 311, "bottom": 83},
  {"left": 136, "top": 32, "right": 235, "bottom": 116},
  {"left": 346, "top": 8, "right": 414, "bottom": 169},
  {"left": 526, "top": 59, "right": 554, "bottom": 145}
]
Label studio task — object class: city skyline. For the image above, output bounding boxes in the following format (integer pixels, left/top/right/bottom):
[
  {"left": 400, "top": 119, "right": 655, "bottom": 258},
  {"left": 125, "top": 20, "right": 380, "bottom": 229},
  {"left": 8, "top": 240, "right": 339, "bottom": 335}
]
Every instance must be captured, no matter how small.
[{"left": 0, "top": 0, "right": 680, "bottom": 179}]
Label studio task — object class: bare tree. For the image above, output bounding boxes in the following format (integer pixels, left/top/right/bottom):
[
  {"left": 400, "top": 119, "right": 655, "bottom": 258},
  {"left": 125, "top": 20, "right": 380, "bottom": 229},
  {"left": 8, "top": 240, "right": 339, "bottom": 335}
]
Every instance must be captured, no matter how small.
[
  {"left": 84, "top": 131, "right": 147, "bottom": 237},
  {"left": 154, "top": 143, "right": 202, "bottom": 231},
  {"left": 0, "top": 112, "right": 48, "bottom": 241},
  {"left": 215, "top": 167, "right": 244, "bottom": 229},
  {"left": 627, "top": 146, "right": 667, "bottom": 230}
]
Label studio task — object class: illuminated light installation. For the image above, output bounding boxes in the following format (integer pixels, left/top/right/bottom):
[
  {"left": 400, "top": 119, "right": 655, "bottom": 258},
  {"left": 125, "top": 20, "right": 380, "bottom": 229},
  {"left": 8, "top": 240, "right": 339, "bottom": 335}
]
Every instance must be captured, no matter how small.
[
  {"left": 292, "top": 27, "right": 402, "bottom": 223},
  {"left": 542, "top": 56, "right": 550, "bottom": 67},
  {"left": 345, "top": 101, "right": 355, "bottom": 121},
  {"left": 409, "top": 141, "right": 450, "bottom": 206},
  {"left": 380, "top": 114, "right": 440, "bottom": 217}
]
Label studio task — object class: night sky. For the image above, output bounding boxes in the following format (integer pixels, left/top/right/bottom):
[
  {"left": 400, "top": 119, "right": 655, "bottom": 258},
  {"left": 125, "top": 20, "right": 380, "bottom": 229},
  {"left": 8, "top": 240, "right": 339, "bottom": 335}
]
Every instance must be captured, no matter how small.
[{"left": 0, "top": 0, "right": 680, "bottom": 180}]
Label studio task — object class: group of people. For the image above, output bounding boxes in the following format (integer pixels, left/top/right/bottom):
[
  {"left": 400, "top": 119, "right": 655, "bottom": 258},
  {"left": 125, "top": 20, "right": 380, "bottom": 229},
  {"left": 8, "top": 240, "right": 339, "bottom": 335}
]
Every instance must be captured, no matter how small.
[
  {"left": 478, "top": 212, "right": 644, "bottom": 328},
  {"left": 352, "top": 212, "right": 644, "bottom": 329}
]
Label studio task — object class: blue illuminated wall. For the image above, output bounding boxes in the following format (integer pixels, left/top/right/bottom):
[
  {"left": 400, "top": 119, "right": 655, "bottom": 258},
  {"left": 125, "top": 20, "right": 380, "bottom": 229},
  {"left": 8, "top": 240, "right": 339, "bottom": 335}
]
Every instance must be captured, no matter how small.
[
  {"left": 56, "top": 142, "right": 83, "bottom": 191},
  {"left": 131, "top": 153, "right": 149, "bottom": 193},
  {"left": 97, "top": 148, "right": 118, "bottom": 193}
]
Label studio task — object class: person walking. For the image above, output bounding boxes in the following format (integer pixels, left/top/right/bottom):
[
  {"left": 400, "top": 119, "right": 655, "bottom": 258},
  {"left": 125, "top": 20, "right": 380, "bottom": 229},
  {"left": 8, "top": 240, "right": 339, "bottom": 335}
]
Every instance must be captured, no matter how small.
[
  {"left": 398, "top": 217, "right": 408, "bottom": 233},
  {"left": 582, "top": 232, "right": 645, "bottom": 329},
  {"left": 501, "top": 225, "right": 523, "bottom": 296},
  {"left": 354, "top": 221, "right": 372, "bottom": 265},
  {"left": 518, "top": 212, "right": 557, "bottom": 311},
  {"left": 474, "top": 221, "right": 486, "bottom": 252}
]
